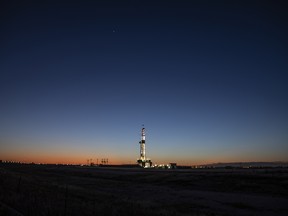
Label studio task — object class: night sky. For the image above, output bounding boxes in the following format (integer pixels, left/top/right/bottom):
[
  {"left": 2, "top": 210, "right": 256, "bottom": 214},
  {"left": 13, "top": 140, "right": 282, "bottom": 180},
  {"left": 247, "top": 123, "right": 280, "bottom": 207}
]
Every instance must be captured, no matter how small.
[{"left": 1, "top": 0, "right": 288, "bottom": 165}]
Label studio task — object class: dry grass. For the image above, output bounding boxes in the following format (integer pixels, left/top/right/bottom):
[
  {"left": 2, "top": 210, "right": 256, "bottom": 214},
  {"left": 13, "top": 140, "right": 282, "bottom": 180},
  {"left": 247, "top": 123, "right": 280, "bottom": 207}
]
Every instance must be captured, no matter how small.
[{"left": 0, "top": 164, "right": 288, "bottom": 216}]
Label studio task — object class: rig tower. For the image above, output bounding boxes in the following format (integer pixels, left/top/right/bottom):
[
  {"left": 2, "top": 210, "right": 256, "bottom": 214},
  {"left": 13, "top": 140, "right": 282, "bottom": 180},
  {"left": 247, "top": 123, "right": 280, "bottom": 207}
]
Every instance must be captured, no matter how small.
[{"left": 137, "top": 126, "right": 152, "bottom": 168}]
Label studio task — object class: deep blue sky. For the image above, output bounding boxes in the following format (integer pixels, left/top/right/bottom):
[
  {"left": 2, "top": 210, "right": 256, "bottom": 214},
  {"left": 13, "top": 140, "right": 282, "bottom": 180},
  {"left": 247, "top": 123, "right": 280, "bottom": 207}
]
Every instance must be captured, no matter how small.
[{"left": 1, "top": 0, "right": 288, "bottom": 164}]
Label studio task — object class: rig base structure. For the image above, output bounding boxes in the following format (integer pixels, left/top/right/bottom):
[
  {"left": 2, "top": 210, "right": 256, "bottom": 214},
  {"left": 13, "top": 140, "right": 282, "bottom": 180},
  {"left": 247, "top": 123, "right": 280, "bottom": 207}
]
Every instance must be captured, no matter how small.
[{"left": 137, "top": 159, "right": 152, "bottom": 168}]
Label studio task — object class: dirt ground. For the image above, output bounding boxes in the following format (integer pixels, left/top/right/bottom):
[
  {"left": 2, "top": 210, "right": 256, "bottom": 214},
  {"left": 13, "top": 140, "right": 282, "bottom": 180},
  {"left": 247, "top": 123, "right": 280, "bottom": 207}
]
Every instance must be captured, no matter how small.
[{"left": 0, "top": 164, "right": 288, "bottom": 216}]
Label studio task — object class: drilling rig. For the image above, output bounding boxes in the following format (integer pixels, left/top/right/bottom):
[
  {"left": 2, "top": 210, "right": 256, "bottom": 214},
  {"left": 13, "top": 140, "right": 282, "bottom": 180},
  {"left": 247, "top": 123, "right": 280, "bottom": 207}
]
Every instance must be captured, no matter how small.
[{"left": 137, "top": 127, "right": 152, "bottom": 168}]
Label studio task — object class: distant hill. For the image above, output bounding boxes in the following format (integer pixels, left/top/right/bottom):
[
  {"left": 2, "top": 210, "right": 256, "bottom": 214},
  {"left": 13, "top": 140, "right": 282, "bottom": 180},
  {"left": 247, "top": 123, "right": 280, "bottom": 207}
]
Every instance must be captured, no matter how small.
[{"left": 203, "top": 161, "right": 288, "bottom": 168}]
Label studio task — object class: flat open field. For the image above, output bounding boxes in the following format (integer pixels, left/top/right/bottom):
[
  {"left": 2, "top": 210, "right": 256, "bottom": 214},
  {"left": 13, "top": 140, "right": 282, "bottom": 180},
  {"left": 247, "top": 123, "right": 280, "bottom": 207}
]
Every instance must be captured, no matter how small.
[{"left": 0, "top": 164, "right": 288, "bottom": 216}]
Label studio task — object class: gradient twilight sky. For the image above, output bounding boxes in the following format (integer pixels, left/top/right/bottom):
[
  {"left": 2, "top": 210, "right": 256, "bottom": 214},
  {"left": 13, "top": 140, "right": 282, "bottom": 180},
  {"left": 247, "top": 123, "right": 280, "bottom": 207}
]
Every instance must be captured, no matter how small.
[{"left": 0, "top": 0, "right": 288, "bottom": 165}]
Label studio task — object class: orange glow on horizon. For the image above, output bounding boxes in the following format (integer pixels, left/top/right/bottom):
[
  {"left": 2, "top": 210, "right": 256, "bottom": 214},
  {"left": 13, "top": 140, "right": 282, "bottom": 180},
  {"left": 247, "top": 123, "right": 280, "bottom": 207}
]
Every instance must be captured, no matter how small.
[{"left": 1, "top": 141, "right": 286, "bottom": 166}]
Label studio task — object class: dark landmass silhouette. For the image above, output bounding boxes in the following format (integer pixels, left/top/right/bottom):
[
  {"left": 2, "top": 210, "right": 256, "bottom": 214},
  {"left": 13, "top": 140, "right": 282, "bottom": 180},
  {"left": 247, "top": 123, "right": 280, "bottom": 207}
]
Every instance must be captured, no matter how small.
[{"left": 0, "top": 163, "right": 288, "bottom": 216}]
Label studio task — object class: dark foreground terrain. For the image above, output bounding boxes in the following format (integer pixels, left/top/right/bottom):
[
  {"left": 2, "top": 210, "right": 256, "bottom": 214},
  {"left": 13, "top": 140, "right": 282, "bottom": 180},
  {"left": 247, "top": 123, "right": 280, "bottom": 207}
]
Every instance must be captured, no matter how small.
[{"left": 0, "top": 164, "right": 288, "bottom": 216}]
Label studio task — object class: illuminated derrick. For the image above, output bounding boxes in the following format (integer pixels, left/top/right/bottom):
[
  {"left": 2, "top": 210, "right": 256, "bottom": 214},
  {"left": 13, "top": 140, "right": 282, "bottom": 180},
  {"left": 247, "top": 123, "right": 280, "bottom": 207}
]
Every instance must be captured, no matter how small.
[
  {"left": 137, "top": 126, "right": 152, "bottom": 168},
  {"left": 140, "top": 127, "right": 146, "bottom": 160}
]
